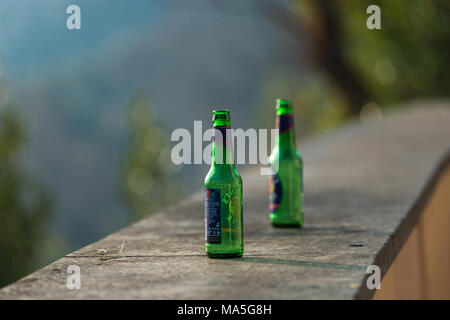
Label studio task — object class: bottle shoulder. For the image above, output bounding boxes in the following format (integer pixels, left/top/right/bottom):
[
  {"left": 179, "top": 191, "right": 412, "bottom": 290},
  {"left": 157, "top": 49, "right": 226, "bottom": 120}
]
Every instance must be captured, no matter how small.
[
  {"left": 270, "top": 146, "right": 302, "bottom": 163},
  {"left": 205, "top": 165, "right": 242, "bottom": 188}
]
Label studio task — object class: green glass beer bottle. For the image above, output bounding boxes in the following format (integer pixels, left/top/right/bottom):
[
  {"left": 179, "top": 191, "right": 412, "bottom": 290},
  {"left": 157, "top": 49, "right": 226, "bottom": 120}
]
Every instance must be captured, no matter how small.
[
  {"left": 204, "top": 110, "right": 243, "bottom": 258},
  {"left": 268, "top": 99, "right": 304, "bottom": 227}
]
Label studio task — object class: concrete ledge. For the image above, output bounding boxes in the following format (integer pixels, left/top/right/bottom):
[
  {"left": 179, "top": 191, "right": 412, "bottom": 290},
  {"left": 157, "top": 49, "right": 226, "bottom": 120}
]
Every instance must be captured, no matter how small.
[{"left": 1, "top": 101, "right": 449, "bottom": 299}]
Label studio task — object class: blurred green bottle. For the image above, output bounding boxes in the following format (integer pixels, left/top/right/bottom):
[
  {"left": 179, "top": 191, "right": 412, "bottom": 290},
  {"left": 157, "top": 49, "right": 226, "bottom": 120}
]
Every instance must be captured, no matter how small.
[
  {"left": 204, "top": 110, "right": 243, "bottom": 258},
  {"left": 268, "top": 99, "right": 304, "bottom": 227}
]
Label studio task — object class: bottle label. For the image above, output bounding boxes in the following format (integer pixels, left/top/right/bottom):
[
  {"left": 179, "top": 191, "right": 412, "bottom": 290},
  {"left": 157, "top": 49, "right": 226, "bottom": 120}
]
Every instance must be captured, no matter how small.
[
  {"left": 276, "top": 114, "right": 294, "bottom": 134},
  {"left": 205, "top": 188, "right": 221, "bottom": 244},
  {"left": 269, "top": 173, "right": 283, "bottom": 213}
]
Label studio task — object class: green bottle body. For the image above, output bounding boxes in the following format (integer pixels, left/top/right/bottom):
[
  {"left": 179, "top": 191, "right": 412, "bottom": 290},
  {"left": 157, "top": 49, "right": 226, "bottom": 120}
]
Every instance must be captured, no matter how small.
[
  {"left": 205, "top": 110, "right": 243, "bottom": 258},
  {"left": 269, "top": 100, "right": 304, "bottom": 227}
]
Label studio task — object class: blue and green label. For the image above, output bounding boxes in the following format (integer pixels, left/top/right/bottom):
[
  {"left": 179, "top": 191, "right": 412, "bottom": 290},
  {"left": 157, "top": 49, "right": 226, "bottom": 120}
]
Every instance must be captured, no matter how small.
[
  {"left": 269, "top": 173, "right": 283, "bottom": 213},
  {"left": 205, "top": 188, "right": 221, "bottom": 244}
]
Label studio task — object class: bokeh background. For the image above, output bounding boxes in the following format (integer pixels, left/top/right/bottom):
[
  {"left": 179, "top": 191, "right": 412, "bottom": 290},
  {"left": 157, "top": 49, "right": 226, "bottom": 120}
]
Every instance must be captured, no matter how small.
[{"left": 0, "top": 0, "right": 449, "bottom": 288}]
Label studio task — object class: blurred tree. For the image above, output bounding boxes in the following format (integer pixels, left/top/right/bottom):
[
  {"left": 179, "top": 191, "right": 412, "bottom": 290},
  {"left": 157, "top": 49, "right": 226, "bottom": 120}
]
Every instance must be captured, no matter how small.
[
  {"left": 122, "top": 98, "right": 182, "bottom": 221},
  {"left": 334, "top": 0, "right": 450, "bottom": 107},
  {"left": 260, "top": 0, "right": 450, "bottom": 121},
  {"left": 296, "top": 0, "right": 372, "bottom": 116},
  {"left": 0, "top": 103, "right": 52, "bottom": 288}
]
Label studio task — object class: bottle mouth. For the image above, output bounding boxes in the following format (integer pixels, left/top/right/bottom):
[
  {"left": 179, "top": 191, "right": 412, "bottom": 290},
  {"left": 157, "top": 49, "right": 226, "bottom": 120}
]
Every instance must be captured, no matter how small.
[
  {"left": 212, "top": 109, "right": 230, "bottom": 121},
  {"left": 276, "top": 99, "right": 292, "bottom": 109}
]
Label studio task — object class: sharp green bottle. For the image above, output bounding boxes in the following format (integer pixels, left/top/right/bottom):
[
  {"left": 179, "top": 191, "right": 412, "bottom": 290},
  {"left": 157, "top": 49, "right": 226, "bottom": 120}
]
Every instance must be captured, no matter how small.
[
  {"left": 204, "top": 110, "right": 243, "bottom": 258},
  {"left": 268, "top": 99, "right": 304, "bottom": 227}
]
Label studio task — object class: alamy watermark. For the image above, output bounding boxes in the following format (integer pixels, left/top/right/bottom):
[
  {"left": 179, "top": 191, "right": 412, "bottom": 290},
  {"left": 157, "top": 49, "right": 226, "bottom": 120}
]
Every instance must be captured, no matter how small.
[
  {"left": 65, "top": 4, "right": 379, "bottom": 31},
  {"left": 171, "top": 121, "right": 279, "bottom": 176},
  {"left": 66, "top": 5, "right": 81, "bottom": 30},
  {"left": 66, "top": 264, "right": 81, "bottom": 290},
  {"left": 366, "top": 5, "right": 381, "bottom": 30},
  {"left": 366, "top": 265, "right": 381, "bottom": 290}
]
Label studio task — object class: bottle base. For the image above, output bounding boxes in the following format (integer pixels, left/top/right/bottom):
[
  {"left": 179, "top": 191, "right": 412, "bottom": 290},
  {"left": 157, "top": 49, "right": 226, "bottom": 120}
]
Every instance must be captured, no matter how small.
[
  {"left": 207, "top": 252, "right": 243, "bottom": 259},
  {"left": 271, "top": 222, "right": 302, "bottom": 228},
  {"left": 270, "top": 213, "right": 303, "bottom": 228}
]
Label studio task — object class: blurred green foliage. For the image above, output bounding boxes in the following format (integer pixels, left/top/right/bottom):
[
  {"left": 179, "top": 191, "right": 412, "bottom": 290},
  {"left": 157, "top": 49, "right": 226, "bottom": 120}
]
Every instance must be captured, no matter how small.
[
  {"left": 337, "top": 0, "right": 450, "bottom": 106},
  {"left": 256, "top": 72, "right": 349, "bottom": 137},
  {"left": 122, "top": 98, "right": 182, "bottom": 221},
  {"left": 0, "top": 103, "right": 52, "bottom": 288},
  {"left": 260, "top": 0, "right": 450, "bottom": 136}
]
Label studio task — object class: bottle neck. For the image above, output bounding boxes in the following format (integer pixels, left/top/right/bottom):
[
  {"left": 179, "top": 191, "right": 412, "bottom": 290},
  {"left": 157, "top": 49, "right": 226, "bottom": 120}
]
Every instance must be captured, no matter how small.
[
  {"left": 211, "top": 122, "right": 234, "bottom": 166},
  {"left": 276, "top": 108, "right": 296, "bottom": 148}
]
